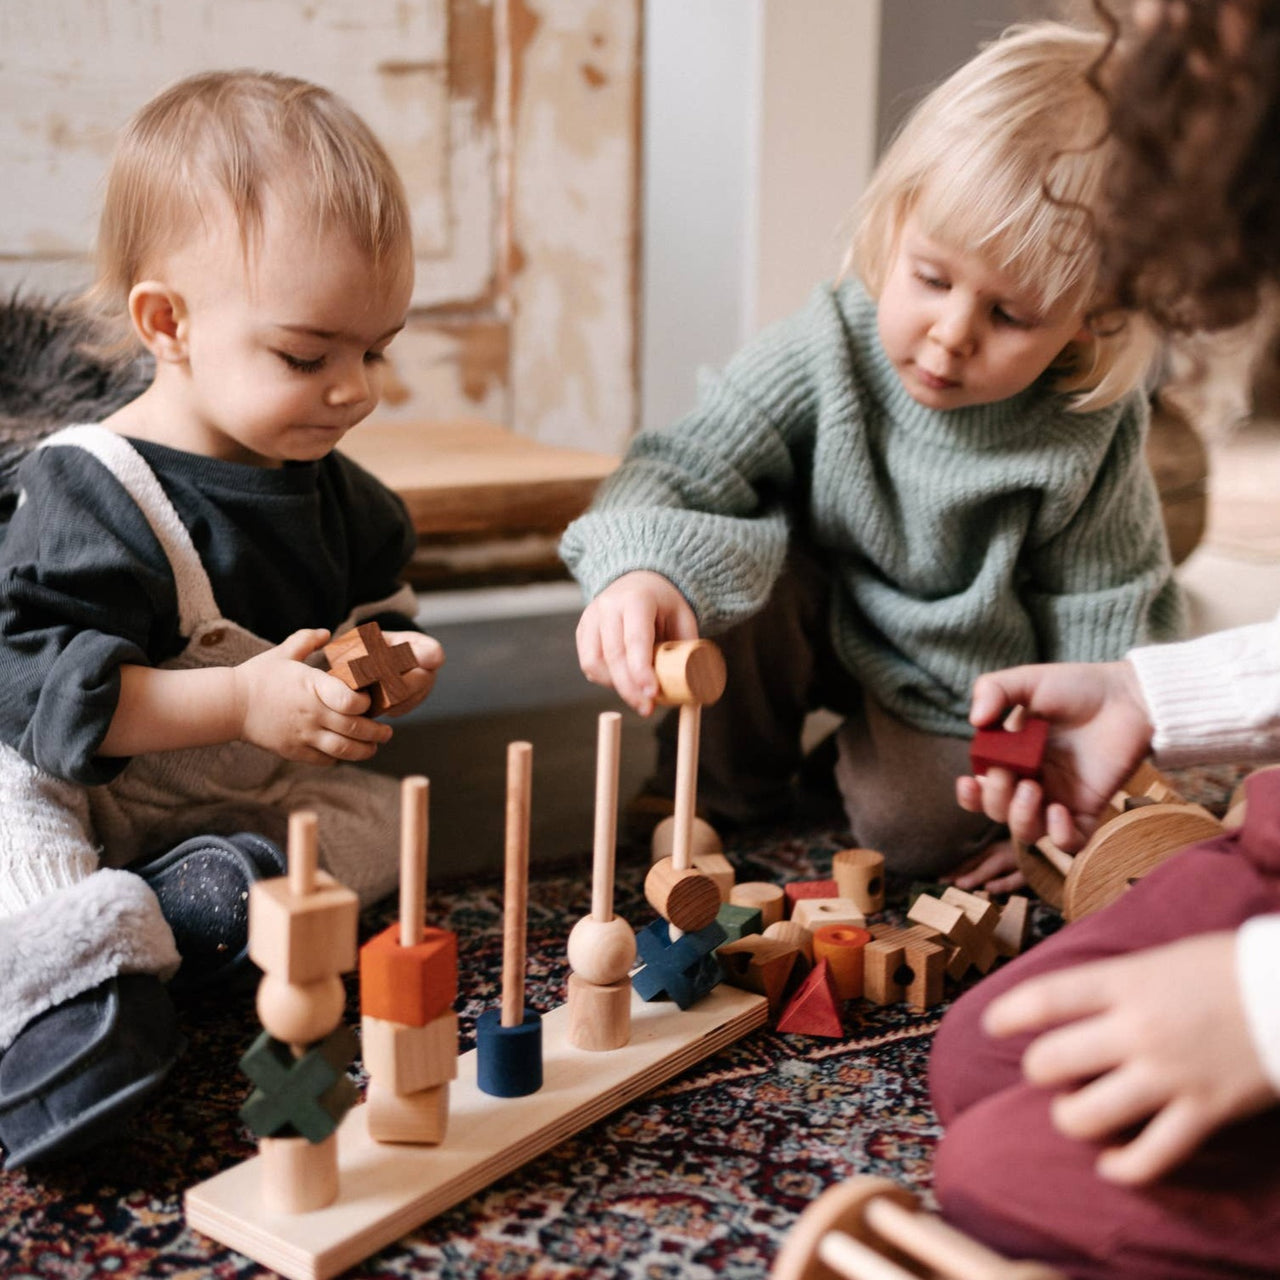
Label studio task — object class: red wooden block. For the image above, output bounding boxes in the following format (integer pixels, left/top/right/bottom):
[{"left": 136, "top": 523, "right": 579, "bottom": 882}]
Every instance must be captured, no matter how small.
[
  {"left": 325, "top": 621, "right": 416, "bottom": 714},
  {"left": 360, "top": 923, "right": 458, "bottom": 1027},
  {"left": 783, "top": 879, "right": 839, "bottom": 916},
  {"left": 776, "top": 958, "right": 843, "bottom": 1038},
  {"left": 969, "top": 716, "right": 1049, "bottom": 781}
]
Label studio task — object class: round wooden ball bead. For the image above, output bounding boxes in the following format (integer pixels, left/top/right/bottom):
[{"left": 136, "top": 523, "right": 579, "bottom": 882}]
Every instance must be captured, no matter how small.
[
  {"left": 567, "top": 914, "right": 637, "bottom": 986},
  {"left": 651, "top": 814, "right": 722, "bottom": 862},
  {"left": 256, "top": 972, "right": 346, "bottom": 1045}
]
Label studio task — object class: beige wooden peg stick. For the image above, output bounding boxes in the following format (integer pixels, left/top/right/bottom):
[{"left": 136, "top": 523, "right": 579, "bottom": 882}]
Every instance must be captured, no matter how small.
[
  {"left": 400, "top": 776, "right": 429, "bottom": 949},
  {"left": 288, "top": 810, "right": 319, "bottom": 898},
  {"left": 592, "top": 712, "right": 621, "bottom": 923},
  {"left": 502, "top": 742, "right": 533, "bottom": 1029}
]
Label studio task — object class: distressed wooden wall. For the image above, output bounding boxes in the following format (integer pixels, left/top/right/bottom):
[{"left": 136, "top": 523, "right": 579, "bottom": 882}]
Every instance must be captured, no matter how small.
[{"left": 0, "top": 0, "right": 640, "bottom": 454}]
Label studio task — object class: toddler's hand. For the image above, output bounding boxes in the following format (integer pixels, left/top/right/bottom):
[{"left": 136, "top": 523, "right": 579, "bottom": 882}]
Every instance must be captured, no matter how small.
[
  {"left": 944, "top": 839, "right": 1026, "bottom": 895},
  {"left": 576, "top": 571, "right": 698, "bottom": 714},
  {"left": 366, "top": 630, "right": 446, "bottom": 718},
  {"left": 984, "top": 933, "right": 1277, "bottom": 1185},
  {"left": 233, "top": 628, "right": 393, "bottom": 765}
]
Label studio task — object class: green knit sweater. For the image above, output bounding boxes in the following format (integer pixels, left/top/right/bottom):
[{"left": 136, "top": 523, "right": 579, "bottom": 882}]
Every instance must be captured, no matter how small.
[{"left": 561, "top": 281, "right": 1185, "bottom": 737}]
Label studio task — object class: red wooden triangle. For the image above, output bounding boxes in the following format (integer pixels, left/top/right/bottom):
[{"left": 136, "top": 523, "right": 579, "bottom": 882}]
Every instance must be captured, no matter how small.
[{"left": 776, "top": 957, "right": 843, "bottom": 1038}]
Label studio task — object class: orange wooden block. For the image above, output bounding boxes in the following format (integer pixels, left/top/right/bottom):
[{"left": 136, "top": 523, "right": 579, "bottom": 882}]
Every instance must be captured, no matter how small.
[
  {"left": 360, "top": 923, "right": 458, "bottom": 1027},
  {"left": 776, "top": 958, "right": 843, "bottom": 1038},
  {"left": 248, "top": 872, "right": 359, "bottom": 985},
  {"left": 716, "top": 935, "right": 800, "bottom": 1016},
  {"left": 361, "top": 1011, "right": 458, "bottom": 1095},
  {"left": 811, "top": 924, "right": 871, "bottom": 1000},
  {"left": 325, "top": 621, "right": 416, "bottom": 714}
]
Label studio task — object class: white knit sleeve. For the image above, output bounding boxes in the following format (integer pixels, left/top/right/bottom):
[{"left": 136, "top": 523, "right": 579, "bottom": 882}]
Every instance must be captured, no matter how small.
[
  {"left": 1128, "top": 611, "right": 1280, "bottom": 767},
  {"left": 1235, "top": 914, "right": 1280, "bottom": 1093}
]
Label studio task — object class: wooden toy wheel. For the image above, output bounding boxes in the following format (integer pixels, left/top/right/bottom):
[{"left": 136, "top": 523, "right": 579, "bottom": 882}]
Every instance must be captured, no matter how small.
[
  {"left": 771, "top": 1177, "right": 916, "bottom": 1280},
  {"left": 1062, "top": 803, "right": 1222, "bottom": 922}
]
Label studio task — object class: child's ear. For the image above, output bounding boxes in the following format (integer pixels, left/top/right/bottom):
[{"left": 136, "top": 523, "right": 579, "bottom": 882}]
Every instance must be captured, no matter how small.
[{"left": 127, "top": 281, "right": 189, "bottom": 362}]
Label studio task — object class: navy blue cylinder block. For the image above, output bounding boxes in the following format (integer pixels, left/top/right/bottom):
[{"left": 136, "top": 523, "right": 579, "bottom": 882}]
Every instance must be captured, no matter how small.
[{"left": 475, "top": 1008, "right": 543, "bottom": 1097}]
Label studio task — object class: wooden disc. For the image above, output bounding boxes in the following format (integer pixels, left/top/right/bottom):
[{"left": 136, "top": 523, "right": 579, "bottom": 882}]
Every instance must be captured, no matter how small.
[
  {"left": 771, "top": 1176, "right": 917, "bottom": 1280},
  {"left": 1062, "top": 803, "right": 1222, "bottom": 922}
]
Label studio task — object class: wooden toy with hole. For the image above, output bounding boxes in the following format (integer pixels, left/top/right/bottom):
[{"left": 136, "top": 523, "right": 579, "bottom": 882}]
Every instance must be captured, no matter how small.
[
  {"left": 186, "top": 734, "right": 768, "bottom": 1280},
  {"left": 771, "top": 1174, "right": 1066, "bottom": 1280},
  {"left": 1013, "top": 760, "right": 1222, "bottom": 921}
]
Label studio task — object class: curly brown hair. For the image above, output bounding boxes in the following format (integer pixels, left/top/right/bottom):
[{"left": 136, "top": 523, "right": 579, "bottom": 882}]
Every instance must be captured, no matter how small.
[{"left": 1091, "top": 0, "right": 1280, "bottom": 332}]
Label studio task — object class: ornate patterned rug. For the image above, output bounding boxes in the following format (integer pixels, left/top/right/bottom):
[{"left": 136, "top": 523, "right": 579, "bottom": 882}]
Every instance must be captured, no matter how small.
[{"left": 0, "top": 763, "right": 1246, "bottom": 1280}]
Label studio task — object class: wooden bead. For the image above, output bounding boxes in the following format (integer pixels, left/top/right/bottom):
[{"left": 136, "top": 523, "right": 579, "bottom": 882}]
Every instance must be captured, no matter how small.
[
  {"left": 651, "top": 814, "right": 723, "bottom": 863},
  {"left": 365, "top": 1080, "right": 449, "bottom": 1145},
  {"left": 475, "top": 1007, "right": 543, "bottom": 1098},
  {"left": 832, "top": 848, "right": 885, "bottom": 915},
  {"left": 566, "top": 972, "right": 632, "bottom": 1051},
  {"left": 567, "top": 914, "right": 637, "bottom": 986},
  {"left": 361, "top": 1011, "right": 458, "bottom": 1095},
  {"left": 811, "top": 924, "right": 871, "bottom": 1000},
  {"left": 763, "top": 919, "right": 814, "bottom": 964},
  {"left": 790, "top": 897, "right": 867, "bottom": 932},
  {"left": 729, "top": 881, "right": 785, "bottom": 929},
  {"left": 248, "top": 872, "right": 359, "bottom": 985},
  {"left": 360, "top": 923, "right": 458, "bottom": 1027},
  {"left": 260, "top": 1134, "right": 339, "bottom": 1215},
  {"left": 644, "top": 858, "right": 721, "bottom": 932},
  {"left": 652, "top": 639, "right": 727, "bottom": 706},
  {"left": 256, "top": 972, "right": 346, "bottom": 1045}
]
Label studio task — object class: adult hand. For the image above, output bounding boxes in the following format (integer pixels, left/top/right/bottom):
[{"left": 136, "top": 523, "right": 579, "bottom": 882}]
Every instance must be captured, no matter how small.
[
  {"left": 575, "top": 571, "right": 698, "bottom": 714},
  {"left": 984, "top": 932, "right": 1278, "bottom": 1185},
  {"left": 955, "top": 659, "right": 1155, "bottom": 852}
]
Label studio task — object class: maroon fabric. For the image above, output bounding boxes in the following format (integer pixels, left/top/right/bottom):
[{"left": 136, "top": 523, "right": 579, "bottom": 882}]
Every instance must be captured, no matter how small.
[{"left": 929, "top": 769, "right": 1280, "bottom": 1279}]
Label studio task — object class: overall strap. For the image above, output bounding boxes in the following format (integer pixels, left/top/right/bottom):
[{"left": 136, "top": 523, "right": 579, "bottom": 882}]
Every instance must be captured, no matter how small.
[{"left": 38, "top": 426, "right": 221, "bottom": 637}]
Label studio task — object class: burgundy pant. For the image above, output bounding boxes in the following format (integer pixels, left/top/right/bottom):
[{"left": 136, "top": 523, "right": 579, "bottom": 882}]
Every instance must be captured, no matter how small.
[{"left": 929, "top": 770, "right": 1280, "bottom": 1279}]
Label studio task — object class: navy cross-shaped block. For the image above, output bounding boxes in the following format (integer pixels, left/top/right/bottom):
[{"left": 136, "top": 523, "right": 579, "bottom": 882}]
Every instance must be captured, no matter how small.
[
  {"left": 632, "top": 918, "right": 726, "bottom": 1009},
  {"left": 239, "top": 1024, "right": 359, "bottom": 1142}
]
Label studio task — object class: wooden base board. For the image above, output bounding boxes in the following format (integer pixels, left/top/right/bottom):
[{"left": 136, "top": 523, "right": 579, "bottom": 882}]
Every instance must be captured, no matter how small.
[{"left": 186, "top": 984, "right": 768, "bottom": 1280}]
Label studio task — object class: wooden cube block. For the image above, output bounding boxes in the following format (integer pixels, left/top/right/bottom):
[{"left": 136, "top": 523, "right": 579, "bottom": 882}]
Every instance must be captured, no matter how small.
[
  {"left": 906, "top": 894, "right": 996, "bottom": 977},
  {"left": 940, "top": 885, "right": 1001, "bottom": 934},
  {"left": 692, "top": 851, "right": 735, "bottom": 902},
  {"left": 729, "top": 881, "right": 786, "bottom": 929},
  {"left": 900, "top": 927, "right": 947, "bottom": 1012},
  {"left": 969, "top": 715, "right": 1049, "bottom": 780},
  {"left": 360, "top": 923, "right": 458, "bottom": 1027},
  {"left": 864, "top": 927, "right": 907, "bottom": 1006},
  {"left": 992, "top": 894, "right": 1031, "bottom": 958},
  {"left": 248, "top": 873, "right": 359, "bottom": 985},
  {"left": 791, "top": 897, "right": 867, "bottom": 932},
  {"left": 716, "top": 901, "right": 763, "bottom": 943},
  {"left": 365, "top": 1080, "right": 449, "bottom": 1145},
  {"left": 361, "top": 1011, "right": 458, "bottom": 1095},
  {"left": 783, "top": 879, "right": 839, "bottom": 916}
]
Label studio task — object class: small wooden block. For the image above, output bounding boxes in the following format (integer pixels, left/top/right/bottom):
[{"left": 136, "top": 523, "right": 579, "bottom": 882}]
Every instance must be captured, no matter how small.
[
  {"left": 248, "top": 873, "right": 359, "bottom": 985},
  {"left": 566, "top": 973, "right": 632, "bottom": 1051},
  {"left": 324, "top": 621, "right": 417, "bottom": 714},
  {"left": 969, "top": 715, "right": 1049, "bottom": 780},
  {"left": 692, "top": 851, "right": 735, "bottom": 902},
  {"left": 906, "top": 894, "right": 996, "bottom": 977},
  {"left": 901, "top": 928, "right": 947, "bottom": 1011},
  {"left": 783, "top": 879, "right": 839, "bottom": 916},
  {"left": 791, "top": 897, "right": 867, "bottom": 932},
  {"left": 716, "top": 901, "right": 763, "bottom": 943},
  {"left": 992, "top": 894, "right": 1031, "bottom": 958},
  {"left": 365, "top": 1081, "right": 449, "bottom": 1145},
  {"left": 729, "top": 881, "right": 786, "bottom": 929},
  {"left": 240, "top": 1027, "right": 360, "bottom": 1143},
  {"left": 652, "top": 639, "right": 728, "bottom": 706},
  {"left": 361, "top": 1012, "right": 458, "bottom": 1095},
  {"left": 776, "top": 958, "right": 843, "bottom": 1038},
  {"left": 475, "top": 1008, "right": 543, "bottom": 1098},
  {"left": 762, "top": 919, "right": 814, "bottom": 964},
  {"left": 715, "top": 935, "right": 799, "bottom": 1016},
  {"left": 645, "top": 858, "right": 722, "bottom": 933},
  {"left": 863, "top": 929, "right": 907, "bottom": 1006},
  {"left": 832, "top": 848, "right": 885, "bottom": 915},
  {"left": 360, "top": 924, "right": 458, "bottom": 1028},
  {"left": 940, "top": 885, "right": 1001, "bottom": 934},
  {"left": 811, "top": 924, "right": 871, "bottom": 1000}
]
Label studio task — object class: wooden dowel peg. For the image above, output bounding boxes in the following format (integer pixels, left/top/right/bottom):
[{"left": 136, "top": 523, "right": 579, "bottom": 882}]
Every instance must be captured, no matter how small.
[
  {"left": 399, "top": 776, "right": 429, "bottom": 948},
  {"left": 288, "top": 811, "right": 319, "bottom": 898},
  {"left": 671, "top": 704, "right": 701, "bottom": 874},
  {"left": 501, "top": 741, "right": 533, "bottom": 1029},
  {"left": 592, "top": 711, "right": 621, "bottom": 922}
]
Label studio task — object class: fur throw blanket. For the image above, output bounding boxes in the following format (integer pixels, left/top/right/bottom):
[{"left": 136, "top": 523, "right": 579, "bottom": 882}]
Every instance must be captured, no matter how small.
[{"left": 0, "top": 294, "right": 151, "bottom": 521}]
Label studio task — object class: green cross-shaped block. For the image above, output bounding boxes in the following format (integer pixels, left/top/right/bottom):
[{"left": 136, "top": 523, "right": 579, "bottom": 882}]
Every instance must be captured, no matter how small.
[{"left": 239, "top": 1024, "right": 359, "bottom": 1142}]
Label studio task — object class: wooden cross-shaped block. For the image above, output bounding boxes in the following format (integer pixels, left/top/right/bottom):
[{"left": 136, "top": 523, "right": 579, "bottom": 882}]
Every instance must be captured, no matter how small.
[{"left": 325, "top": 622, "right": 416, "bottom": 714}]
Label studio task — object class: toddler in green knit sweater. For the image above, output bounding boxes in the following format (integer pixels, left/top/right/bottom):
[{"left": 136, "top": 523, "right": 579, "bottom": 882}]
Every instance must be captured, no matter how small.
[{"left": 561, "top": 22, "right": 1185, "bottom": 887}]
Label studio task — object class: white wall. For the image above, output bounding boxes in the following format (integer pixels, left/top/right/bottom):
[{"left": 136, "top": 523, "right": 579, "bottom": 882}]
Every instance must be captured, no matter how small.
[{"left": 640, "top": 0, "right": 881, "bottom": 433}]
